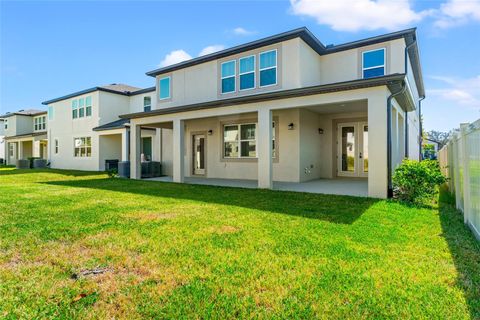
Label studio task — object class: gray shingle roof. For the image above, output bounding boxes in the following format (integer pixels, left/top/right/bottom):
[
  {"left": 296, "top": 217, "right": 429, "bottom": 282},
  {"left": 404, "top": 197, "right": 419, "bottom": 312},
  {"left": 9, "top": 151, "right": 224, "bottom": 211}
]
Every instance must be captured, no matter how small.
[
  {"left": 93, "top": 118, "right": 130, "bottom": 131},
  {"left": 0, "top": 109, "right": 47, "bottom": 118}
]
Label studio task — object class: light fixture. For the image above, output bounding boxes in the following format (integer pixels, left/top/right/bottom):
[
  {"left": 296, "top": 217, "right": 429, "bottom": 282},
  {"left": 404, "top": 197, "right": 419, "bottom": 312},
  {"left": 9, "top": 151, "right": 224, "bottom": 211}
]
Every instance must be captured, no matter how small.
[
  {"left": 208, "top": 130, "right": 213, "bottom": 135},
  {"left": 318, "top": 128, "right": 324, "bottom": 134},
  {"left": 288, "top": 123, "right": 294, "bottom": 130}
]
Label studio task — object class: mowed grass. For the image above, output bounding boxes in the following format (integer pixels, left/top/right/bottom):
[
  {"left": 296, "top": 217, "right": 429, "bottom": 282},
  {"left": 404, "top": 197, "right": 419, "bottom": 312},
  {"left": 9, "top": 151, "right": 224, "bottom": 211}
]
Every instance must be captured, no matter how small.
[{"left": 0, "top": 168, "right": 479, "bottom": 319}]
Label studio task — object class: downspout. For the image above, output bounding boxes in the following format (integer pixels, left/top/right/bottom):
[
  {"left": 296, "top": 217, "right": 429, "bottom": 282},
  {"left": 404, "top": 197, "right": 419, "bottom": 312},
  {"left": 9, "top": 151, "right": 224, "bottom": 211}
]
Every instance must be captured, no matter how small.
[
  {"left": 387, "top": 81, "right": 407, "bottom": 198},
  {"left": 404, "top": 39, "right": 417, "bottom": 158},
  {"left": 418, "top": 96, "right": 425, "bottom": 160}
]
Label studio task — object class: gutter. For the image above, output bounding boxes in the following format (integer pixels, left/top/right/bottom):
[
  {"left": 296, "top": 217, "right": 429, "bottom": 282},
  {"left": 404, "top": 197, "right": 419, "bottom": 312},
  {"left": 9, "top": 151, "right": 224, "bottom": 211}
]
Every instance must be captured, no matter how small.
[
  {"left": 418, "top": 96, "right": 425, "bottom": 160},
  {"left": 404, "top": 38, "right": 417, "bottom": 158}
]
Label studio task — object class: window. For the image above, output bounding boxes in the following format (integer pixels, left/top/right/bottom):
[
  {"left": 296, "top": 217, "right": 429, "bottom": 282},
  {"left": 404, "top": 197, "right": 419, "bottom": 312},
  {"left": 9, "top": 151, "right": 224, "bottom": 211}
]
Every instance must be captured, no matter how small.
[
  {"left": 34, "top": 116, "right": 46, "bottom": 131},
  {"left": 74, "top": 137, "right": 92, "bottom": 157},
  {"left": 259, "top": 50, "right": 277, "bottom": 87},
  {"left": 48, "top": 106, "right": 54, "bottom": 120},
  {"left": 223, "top": 122, "right": 276, "bottom": 158},
  {"left": 4, "top": 119, "right": 7, "bottom": 130},
  {"left": 144, "top": 96, "right": 152, "bottom": 112},
  {"left": 54, "top": 139, "right": 59, "bottom": 154},
  {"left": 159, "top": 77, "right": 171, "bottom": 100},
  {"left": 9, "top": 143, "right": 14, "bottom": 157},
  {"left": 239, "top": 55, "right": 255, "bottom": 90},
  {"left": 71, "top": 96, "right": 92, "bottom": 119},
  {"left": 221, "top": 60, "right": 236, "bottom": 93},
  {"left": 362, "top": 48, "right": 385, "bottom": 79}
]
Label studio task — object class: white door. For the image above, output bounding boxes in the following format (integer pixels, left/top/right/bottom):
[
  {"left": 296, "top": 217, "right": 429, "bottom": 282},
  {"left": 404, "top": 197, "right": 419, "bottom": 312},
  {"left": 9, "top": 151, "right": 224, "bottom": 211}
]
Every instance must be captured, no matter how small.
[
  {"left": 337, "top": 122, "right": 368, "bottom": 177},
  {"left": 193, "top": 135, "right": 206, "bottom": 175}
]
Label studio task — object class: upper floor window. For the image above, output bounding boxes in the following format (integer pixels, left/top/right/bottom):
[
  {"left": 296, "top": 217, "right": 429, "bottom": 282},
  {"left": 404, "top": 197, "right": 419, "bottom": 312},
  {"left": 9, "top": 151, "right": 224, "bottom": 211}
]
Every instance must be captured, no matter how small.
[
  {"left": 54, "top": 139, "right": 59, "bottom": 154},
  {"left": 74, "top": 137, "right": 92, "bottom": 157},
  {"left": 362, "top": 48, "right": 385, "bottom": 79},
  {"left": 144, "top": 96, "right": 152, "bottom": 112},
  {"left": 239, "top": 56, "right": 255, "bottom": 91},
  {"left": 34, "top": 116, "right": 46, "bottom": 131},
  {"left": 48, "top": 106, "right": 54, "bottom": 120},
  {"left": 259, "top": 50, "right": 277, "bottom": 87},
  {"left": 72, "top": 96, "right": 92, "bottom": 119},
  {"left": 221, "top": 60, "right": 236, "bottom": 94},
  {"left": 159, "top": 77, "right": 171, "bottom": 100},
  {"left": 4, "top": 119, "right": 7, "bottom": 130}
]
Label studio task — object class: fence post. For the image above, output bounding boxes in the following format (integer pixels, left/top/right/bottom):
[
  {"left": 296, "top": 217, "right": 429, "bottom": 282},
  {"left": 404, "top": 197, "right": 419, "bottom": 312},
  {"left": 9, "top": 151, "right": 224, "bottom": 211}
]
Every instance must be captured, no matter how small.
[{"left": 460, "top": 124, "right": 471, "bottom": 225}]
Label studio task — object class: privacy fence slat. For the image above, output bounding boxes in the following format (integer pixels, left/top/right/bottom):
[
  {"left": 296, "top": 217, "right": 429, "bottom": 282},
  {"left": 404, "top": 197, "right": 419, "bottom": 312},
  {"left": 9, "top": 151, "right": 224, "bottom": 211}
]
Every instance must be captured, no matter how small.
[{"left": 439, "top": 119, "right": 480, "bottom": 241}]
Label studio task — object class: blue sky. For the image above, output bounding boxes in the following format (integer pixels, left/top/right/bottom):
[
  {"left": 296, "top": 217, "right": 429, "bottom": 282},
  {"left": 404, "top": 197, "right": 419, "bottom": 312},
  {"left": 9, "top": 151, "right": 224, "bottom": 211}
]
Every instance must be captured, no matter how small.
[{"left": 1, "top": 0, "right": 479, "bottom": 132}]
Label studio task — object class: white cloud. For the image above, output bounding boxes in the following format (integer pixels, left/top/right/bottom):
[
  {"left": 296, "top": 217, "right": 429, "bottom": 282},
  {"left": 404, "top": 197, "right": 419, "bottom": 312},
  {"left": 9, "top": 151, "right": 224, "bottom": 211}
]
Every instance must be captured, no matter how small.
[
  {"left": 289, "top": 0, "right": 427, "bottom": 32},
  {"left": 232, "top": 27, "right": 256, "bottom": 36},
  {"left": 198, "top": 45, "right": 225, "bottom": 56},
  {"left": 427, "top": 75, "right": 480, "bottom": 106},
  {"left": 158, "top": 50, "right": 192, "bottom": 67},
  {"left": 434, "top": 0, "right": 480, "bottom": 28}
]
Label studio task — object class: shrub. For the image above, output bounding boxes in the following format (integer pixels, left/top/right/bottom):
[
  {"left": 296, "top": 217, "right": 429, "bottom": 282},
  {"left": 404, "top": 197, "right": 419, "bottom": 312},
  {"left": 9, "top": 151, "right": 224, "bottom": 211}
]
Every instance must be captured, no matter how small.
[
  {"left": 393, "top": 159, "right": 446, "bottom": 205},
  {"left": 106, "top": 168, "right": 118, "bottom": 178}
]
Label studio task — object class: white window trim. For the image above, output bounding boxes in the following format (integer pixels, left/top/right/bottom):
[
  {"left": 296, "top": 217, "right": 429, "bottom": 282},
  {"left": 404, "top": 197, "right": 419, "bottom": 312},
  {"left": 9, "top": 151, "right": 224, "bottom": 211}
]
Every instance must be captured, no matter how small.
[
  {"left": 72, "top": 96, "right": 92, "bottom": 120},
  {"left": 223, "top": 122, "right": 257, "bottom": 159},
  {"left": 4, "top": 119, "right": 7, "bottom": 130},
  {"left": 220, "top": 60, "right": 236, "bottom": 94},
  {"left": 159, "top": 76, "right": 171, "bottom": 100},
  {"left": 259, "top": 49, "right": 278, "bottom": 88},
  {"left": 239, "top": 55, "right": 256, "bottom": 91},
  {"left": 362, "top": 48, "right": 386, "bottom": 78},
  {"left": 144, "top": 96, "right": 152, "bottom": 111},
  {"left": 73, "top": 137, "right": 92, "bottom": 158},
  {"left": 33, "top": 115, "right": 46, "bottom": 131},
  {"left": 54, "top": 139, "right": 59, "bottom": 154}
]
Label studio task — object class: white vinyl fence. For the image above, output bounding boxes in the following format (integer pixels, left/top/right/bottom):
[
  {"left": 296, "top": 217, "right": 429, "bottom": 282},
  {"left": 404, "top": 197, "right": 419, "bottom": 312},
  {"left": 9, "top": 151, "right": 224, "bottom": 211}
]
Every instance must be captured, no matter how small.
[{"left": 439, "top": 119, "right": 480, "bottom": 241}]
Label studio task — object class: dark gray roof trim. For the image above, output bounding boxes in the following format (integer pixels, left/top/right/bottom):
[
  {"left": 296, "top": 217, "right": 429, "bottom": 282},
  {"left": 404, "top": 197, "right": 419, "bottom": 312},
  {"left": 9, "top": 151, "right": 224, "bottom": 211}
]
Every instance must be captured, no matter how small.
[
  {"left": 4, "top": 131, "right": 47, "bottom": 140},
  {"left": 0, "top": 109, "right": 47, "bottom": 118},
  {"left": 42, "top": 86, "right": 155, "bottom": 105},
  {"left": 120, "top": 74, "right": 405, "bottom": 120},
  {"left": 93, "top": 118, "right": 130, "bottom": 131}
]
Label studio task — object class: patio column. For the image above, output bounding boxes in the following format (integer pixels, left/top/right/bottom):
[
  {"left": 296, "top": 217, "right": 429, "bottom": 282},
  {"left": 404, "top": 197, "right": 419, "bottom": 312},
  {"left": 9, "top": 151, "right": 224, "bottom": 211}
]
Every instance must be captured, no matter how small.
[
  {"left": 130, "top": 123, "right": 141, "bottom": 179},
  {"left": 257, "top": 108, "right": 273, "bottom": 189},
  {"left": 121, "top": 128, "right": 129, "bottom": 161},
  {"left": 18, "top": 141, "right": 24, "bottom": 160},
  {"left": 368, "top": 93, "right": 388, "bottom": 198},
  {"left": 173, "top": 119, "right": 185, "bottom": 183},
  {"left": 33, "top": 140, "right": 41, "bottom": 158}
]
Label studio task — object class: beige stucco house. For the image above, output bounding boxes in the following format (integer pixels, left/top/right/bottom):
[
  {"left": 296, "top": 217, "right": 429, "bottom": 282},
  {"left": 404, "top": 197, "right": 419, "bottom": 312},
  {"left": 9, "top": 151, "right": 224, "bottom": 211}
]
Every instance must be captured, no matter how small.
[
  {"left": 42, "top": 27, "right": 424, "bottom": 199},
  {"left": 1, "top": 109, "right": 48, "bottom": 165}
]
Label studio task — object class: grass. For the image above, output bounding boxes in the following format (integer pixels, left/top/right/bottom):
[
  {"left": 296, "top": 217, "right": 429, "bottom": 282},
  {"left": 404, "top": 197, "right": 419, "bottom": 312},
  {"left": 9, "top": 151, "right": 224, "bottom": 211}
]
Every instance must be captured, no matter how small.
[{"left": 0, "top": 168, "right": 479, "bottom": 319}]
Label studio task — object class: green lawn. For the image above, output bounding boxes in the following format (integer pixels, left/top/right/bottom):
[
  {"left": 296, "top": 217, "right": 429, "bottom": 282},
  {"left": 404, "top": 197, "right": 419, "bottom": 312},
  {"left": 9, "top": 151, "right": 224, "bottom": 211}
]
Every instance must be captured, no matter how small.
[{"left": 0, "top": 168, "right": 479, "bottom": 319}]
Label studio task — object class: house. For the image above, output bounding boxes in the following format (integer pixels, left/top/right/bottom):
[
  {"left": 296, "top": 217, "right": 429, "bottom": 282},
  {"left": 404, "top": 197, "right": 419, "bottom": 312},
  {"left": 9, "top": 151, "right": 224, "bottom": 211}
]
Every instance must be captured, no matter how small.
[
  {"left": 0, "top": 118, "right": 5, "bottom": 163},
  {"left": 1, "top": 109, "right": 48, "bottom": 165},
  {"left": 423, "top": 137, "right": 440, "bottom": 160},
  {"left": 42, "top": 84, "right": 171, "bottom": 173}
]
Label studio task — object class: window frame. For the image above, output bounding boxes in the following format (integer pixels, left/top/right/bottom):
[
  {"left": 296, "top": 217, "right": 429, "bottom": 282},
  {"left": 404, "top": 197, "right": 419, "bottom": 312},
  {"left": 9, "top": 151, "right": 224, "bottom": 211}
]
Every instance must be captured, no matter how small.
[
  {"left": 159, "top": 76, "right": 171, "bottom": 100},
  {"left": 48, "top": 106, "right": 54, "bottom": 121},
  {"left": 239, "top": 55, "right": 256, "bottom": 91},
  {"left": 73, "top": 136, "right": 92, "bottom": 158},
  {"left": 4, "top": 119, "right": 7, "bottom": 130},
  {"left": 143, "top": 96, "right": 152, "bottom": 112},
  {"left": 33, "top": 115, "right": 46, "bottom": 131},
  {"left": 362, "top": 48, "right": 386, "bottom": 79},
  {"left": 54, "top": 139, "right": 59, "bottom": 154},
  {"left": 222, "top": 121, "right": 277, "bottom": 159},
  {"left": 220, "top": 60, "right": 236, "bottom": 94},
  {"left": 259, "top": 49, "right": 278, "bottom": 88},
  {"left": 9, "top": 143, "right": 14, "bottom": 157}
]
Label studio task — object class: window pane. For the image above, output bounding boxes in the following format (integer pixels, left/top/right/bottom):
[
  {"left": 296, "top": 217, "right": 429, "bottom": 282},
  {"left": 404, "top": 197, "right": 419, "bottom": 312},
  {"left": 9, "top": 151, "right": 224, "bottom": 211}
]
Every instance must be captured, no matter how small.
[
  {"left": 86, "top": 137, "right": 91, "bottom": 146},
  {"left": 79, "top": 107, "right": 85, "bottom": 118},
  {"left": 240, "top": 56, "right": 254, "bottom": 73},
  {"left": 85, "top": 96, "right": 92, "bottom": 106},
  {"left": 159, "top": 77, "right": 170, "bottom": 99},
  {"left": 72, "top": 109, "right": 78, "bottom": 119},
  {"left": 86, "top": 147, "right": 91, "bottom": 157},
  {"left": 221, "top": 61, "right": 235, "bottom": 77},
  {"left": 240, "top": 73, "right": 254, "bottom": 90},
  {"left": 363, "top": 49, "right": 384, "bottom": 69},
  {"left": 240, "top": 124, "right": 256, "bottom": 140},
  {"left": 222, "top": 77, "right": 235, "bottom": 93},
  {"left": 78, "top": 98, "right": 84, "bottom": 107},
  {"left": 241, "top": 141, "right": 256, "bottom": 157},
  {"left": 72, "top": 100, "right": 77, "bottom": 109},
  {"left": 341, "top": 126, "right": 355, "bottom": 172},
  {"left": 224, "top": 142, "right": 238, "bottom": 157},
  {"left": 86, "top": 106, "right": 92, "bottom": 116},
  {"left": 363, "top": 67, "right": 385, "bottom": 79},
  {"left": 224, "top": 125, "right": 238, "bottom": 141},
  {"left": 260, "top": 51, "right": 276, "bottom": 69},
  {"left": 260, "top": 68, "right": 276, "bottom": 86},
  {"left": 144, "top": 96, "right": 151, "bottom": 106}
]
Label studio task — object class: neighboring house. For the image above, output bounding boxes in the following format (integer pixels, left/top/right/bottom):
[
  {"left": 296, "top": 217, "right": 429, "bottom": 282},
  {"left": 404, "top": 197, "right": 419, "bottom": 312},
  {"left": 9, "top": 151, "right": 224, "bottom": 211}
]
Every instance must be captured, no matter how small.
[
  {"left": 1, "top": 109, "right": 48, "bottom": 165},
  {"left": 0, "top": 118, "right": 5, "bottom": 163},
  {"left": 423, "top": 137, "right": 439, "bottom": 159},
  {"left": 42, "top": 84, "right": 172, "bottom": 172}
]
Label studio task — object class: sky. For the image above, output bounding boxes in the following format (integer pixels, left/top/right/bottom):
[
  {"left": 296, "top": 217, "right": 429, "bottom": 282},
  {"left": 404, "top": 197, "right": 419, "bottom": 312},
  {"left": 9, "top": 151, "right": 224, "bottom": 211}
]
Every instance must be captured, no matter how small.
[{"left": 1, "top": 0, "right": 479, "bottom": 133}]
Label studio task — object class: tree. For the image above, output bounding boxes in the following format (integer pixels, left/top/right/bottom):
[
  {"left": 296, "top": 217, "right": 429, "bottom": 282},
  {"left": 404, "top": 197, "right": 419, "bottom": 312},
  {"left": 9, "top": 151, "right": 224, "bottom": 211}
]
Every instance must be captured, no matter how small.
[{"left": 426, "top": 130, "right": 450, "bottom": 149}]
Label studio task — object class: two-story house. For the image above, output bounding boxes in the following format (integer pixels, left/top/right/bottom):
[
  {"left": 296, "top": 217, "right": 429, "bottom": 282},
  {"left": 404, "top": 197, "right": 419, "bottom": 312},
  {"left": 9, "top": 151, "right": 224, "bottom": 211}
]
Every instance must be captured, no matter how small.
[
  {"left": 1, "top": 109, "right": 48, "bottom": 165},
  {"left": 117, "top": 27, "right": 424, "bottom": 199},
  {"left": 0, "top": 118, "right": 5, "bottom": 163},
  {"left": 42, "top": 84, "right": 172, "bottom": 172}
]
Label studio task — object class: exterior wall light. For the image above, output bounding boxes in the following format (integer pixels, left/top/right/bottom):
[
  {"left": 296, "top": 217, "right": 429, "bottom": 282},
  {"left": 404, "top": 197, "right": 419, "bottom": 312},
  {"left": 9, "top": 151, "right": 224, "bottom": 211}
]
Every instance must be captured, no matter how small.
[
  {"left": 318, "top": 128, "right": 324, "bottom": 134},
  {"left": 288, "top": 123, "right": 294, "bottom": 130},
  {"left": 208, "top": 130, "right": 213, "bottom": 135}
]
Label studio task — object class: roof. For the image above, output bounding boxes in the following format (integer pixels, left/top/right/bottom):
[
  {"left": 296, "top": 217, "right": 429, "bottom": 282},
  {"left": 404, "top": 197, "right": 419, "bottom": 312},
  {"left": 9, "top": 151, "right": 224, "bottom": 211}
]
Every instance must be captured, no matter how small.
[
  {"left": 0, "top": 109, "right": 47, "bottom": 118},
  {"left": 42, "top": 84, "right": 155, "bottom": 105},
  {"left": 4, "top": 131, "right": 47, "bottom": 140},
  {"left": 93, "top": 118, "right": 130, "bottom": 131},
  {"left": 121, "top": 74, "right": 406, "bottom": 120}
]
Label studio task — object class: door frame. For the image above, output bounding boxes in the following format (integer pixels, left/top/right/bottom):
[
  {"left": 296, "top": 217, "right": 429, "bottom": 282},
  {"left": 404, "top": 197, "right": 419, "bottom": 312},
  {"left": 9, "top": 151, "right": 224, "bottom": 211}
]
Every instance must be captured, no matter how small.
[
  {"left": 335, "top": 119, "right": 369, "bottom": 178},
  {"left": 337, "top": 122, "right": 358, "bottom": 177},
  {"left": 191, "top": 132, "right": 207, "bottom": 176}
]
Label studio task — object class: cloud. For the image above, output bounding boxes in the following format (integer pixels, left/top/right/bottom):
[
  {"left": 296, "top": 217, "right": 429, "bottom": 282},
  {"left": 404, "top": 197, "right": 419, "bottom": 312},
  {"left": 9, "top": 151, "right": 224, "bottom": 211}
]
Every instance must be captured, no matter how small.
[
  {"left": 158, "top": 50, "right": 192, "bottom": 67},
  {"left": 232, "top": 27, "right": 256, "bottom": 36},
  {"left": 427, "top": 75, "right": 480, "bottom": 107},
  {"left": 289, "top": 0, "right": 428, "bottom": 32},
  {"left": 198, "top": 45, "right": 225, "bottom": 56},
  {"left": 434, "top": 0, "right": 480, "bottom": 28}
]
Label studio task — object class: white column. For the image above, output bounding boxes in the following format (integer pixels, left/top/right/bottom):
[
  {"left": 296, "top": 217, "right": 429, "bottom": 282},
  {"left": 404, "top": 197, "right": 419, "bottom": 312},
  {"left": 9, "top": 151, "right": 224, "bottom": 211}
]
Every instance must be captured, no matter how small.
[
  {"left": 173, "top": 119, "right": 185, "bottom": 183},
  {"left": 257, "top": 108, "right": 273, "bottom": 189},
  {"left": 121, "top": 129, "right": 129, "bottom": 162},
  {"left": 130, "top": 124, "right": 141, "bottom": 179},
  {"left": 18, "top": 141, "right": 24, "bottom": 160},
  {"left": 4, "top": 142, "right": 9, "bottom": 165},
  {"left": 368, "top": 93, "right": 388, "bottom": 198},
  {"left": 153, "top": 128, "right": 161, "bottom": 162},
  {"left": 33, "top": 140, "right": 41, "bottom": 158}
]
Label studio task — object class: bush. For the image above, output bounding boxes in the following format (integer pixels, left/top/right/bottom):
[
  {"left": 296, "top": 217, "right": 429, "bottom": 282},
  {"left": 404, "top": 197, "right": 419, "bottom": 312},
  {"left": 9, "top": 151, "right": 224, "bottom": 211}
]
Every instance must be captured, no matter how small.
[
  {"left": 393, "top": 159, "right": 446, "bottom": 205},
  {"left": 106, "top": 168, "right": 118, "bottom": 178}
]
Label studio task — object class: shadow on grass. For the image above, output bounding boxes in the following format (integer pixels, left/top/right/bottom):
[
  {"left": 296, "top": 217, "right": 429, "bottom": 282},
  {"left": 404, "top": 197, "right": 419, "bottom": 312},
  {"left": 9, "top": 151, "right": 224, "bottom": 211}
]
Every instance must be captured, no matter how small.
[
  {"left": 42, "top": 177, "right": 378, "bottom": 224},
  {"left": 0, "top": 168, "right": 106, "bottom": 177},
  {"left": 438, "top": 187, "right": 480, "bottom": 319}
]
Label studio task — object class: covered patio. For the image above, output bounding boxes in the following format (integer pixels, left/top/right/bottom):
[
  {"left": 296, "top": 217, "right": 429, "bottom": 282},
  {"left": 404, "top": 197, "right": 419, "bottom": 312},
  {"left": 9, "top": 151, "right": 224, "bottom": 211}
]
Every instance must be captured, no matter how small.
[{"left": 147, "top": 176, "right": 368, "bottom": 197}]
